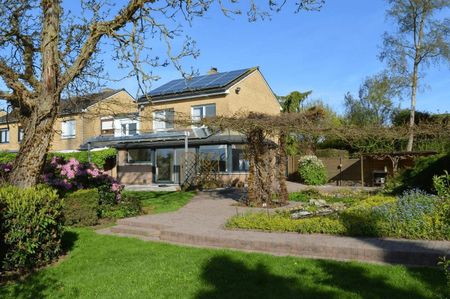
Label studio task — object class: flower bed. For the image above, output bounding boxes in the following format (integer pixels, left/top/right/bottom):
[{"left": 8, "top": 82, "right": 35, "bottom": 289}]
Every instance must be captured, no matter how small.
[{"left": 227, "top": 191, "right": 450, "bottom": 240}]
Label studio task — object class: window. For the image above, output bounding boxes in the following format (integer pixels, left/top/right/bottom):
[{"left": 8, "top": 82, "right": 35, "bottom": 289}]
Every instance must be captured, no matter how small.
[
  {"left": 232, "top": 145, "right": 249, "bottom": 172},
  {"left": 0, "top": 129, "right": 9, "bottom": 143},
  {"left": 114, "top": 117, "right": 139, "bottom": 136},
  {"left": 153, "top": 109, "right": 174, "bottom": 131},
  {"left": 61, "top": 120, "right": 76, "bottom": 138},
  {"left": 18, "top": 127, "right": 24, "bottom": 142},
  {"left": 101, "top": 118, "right": 114, "bottom": 135},
  {"left": 192, "top": 104, "right": 216, "bottom": 124},
  {"left": 128, "top": 149, "right": 152, "bottom": 163},
  {"left": 199, "top": 144, "right": 227, "bottom": 172}
]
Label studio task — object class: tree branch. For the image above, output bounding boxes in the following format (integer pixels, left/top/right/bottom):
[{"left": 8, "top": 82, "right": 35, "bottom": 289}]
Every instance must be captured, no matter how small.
[
  {"left": 0, "top": 60, "right": 34, "bottom": 109},
  {"left": 59, "top": 0, "right": 154, "bottom": 93}
]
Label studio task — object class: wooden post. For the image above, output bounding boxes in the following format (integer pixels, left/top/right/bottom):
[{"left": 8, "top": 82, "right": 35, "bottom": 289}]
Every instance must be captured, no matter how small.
[{"left": 360, "top": 154, "right": 364, "bottom": 186}]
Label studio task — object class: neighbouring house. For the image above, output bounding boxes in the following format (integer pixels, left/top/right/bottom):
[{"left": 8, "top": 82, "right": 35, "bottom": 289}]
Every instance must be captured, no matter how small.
[
  {"left": 0, "top": 88, "right": 137, "bottom": 153},
  {"left": 85, "top": 67, "right": 281, "bottom": 185}
]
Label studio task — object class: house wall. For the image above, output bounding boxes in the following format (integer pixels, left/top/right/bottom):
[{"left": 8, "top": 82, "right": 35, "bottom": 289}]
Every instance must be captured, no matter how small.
[
  {"left": 139, "top": 69, "right": 281, "bottom": 132},
  {"left": 0, "top": 123, "right": 21, "bottom": 152},
  {"left": 0, "top": 90, "right": 136, "bottom": 152}
]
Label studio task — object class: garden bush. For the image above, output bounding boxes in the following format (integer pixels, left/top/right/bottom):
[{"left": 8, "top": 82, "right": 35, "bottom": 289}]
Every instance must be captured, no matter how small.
[
  {"left": 0, "top": 185, "right": 64, "bottom": 273},
  {"left": 47, "top": 148, "right": 117, "bottom": 169},
  {"left": 396, "top": 152, "right": 450, "bottom": 194},
  {"left": 0, "top": 151, "right": 16, "bottom": 164},
  {"left": 63, "top": 189, "right": 99, "bottom": 227},
  {"left": 43, "top": 156, "right": 122, "bottom": 201},
  {"left": 297, "top": 155, "right": 328, "bottom": 185},
  {"left": 433, "top": 171, "right": 450, "bottom": 198},
  {"left": 100, "top": 193, "right": 142, "bottom": 219}
]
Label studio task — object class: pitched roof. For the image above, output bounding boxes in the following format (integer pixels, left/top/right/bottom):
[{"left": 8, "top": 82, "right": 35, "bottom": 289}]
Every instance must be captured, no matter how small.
[
  {"left": 59, "top": 88, "right": 124, "bottom": 115},
  {"left": 0, "top": 88, "right": 125, "bottom": 124},
  {"left": 138, "top": 67, "right": 257, "bottom": 103}
]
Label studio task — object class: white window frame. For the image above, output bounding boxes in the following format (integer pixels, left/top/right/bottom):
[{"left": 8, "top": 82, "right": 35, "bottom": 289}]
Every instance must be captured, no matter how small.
[
  {"left": 0, "top": 129, "right": 9, "bottom": 143},
  {"left": 61, "top": 120, "right": 76, "bottom": 139},
  {"left": 114, "top": 117, "right": 139, "bottom": 137},
  {"left": 18, "top": 127, "right": 24, "bottom": 142},
  {"left": 152, "top": 109, "right": 174, "bottom": 131},
  {"left": 100, "top": 117, "right": 114, "bottom": 135},
  {"left": 191, "top": 104, "right": 216, "bottom": 126}
]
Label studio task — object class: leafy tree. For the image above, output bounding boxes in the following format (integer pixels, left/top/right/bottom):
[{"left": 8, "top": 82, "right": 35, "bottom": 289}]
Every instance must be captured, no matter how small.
[
  {"left": 277, "top": 90, "right": 312, "bottom": 202},
  {"left": 379, "top": 0, "right": 450, "bottom": 151},
  {"left": 391, "top": 109, "right": 432, "bottom": 126},
  {"left": 344, "top": 74, "right": 396, "bottom": 126},
  {"left": 279, "top": 90, "right": 312, "bottom": 113},
  {"left": 0, "top": 0, "right": 324, "bottom": 187}
]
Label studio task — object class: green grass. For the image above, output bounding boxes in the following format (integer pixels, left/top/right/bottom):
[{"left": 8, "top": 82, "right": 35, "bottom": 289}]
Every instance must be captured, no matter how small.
[
  {"left": 0, "top": 229, "right": 447, "bottom": 299},
  {"left": 122, "top": 191, "right": 195, "bottom": 214}
]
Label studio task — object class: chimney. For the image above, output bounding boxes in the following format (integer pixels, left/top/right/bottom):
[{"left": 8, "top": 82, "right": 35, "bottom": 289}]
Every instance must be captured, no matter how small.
[{"left": 207, "top": 67, "right": 218, "bottom": 75}]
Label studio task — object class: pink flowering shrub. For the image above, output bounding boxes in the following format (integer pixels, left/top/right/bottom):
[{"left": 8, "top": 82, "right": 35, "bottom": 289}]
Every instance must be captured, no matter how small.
[
  {"left": 0, "top": 163, "right": 12, "bottom": 184},
  {"left": 42, "top": 156, "right": 123, "bottom": 203}
]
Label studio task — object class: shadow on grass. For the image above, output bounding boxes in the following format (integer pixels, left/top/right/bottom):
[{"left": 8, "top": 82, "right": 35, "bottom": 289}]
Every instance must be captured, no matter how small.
[
  {"left": 196, "top": 255, "right": 444, "bottom": 299},
  {"left": 62, "top": 230, "right": 78, "bottom": 253}
]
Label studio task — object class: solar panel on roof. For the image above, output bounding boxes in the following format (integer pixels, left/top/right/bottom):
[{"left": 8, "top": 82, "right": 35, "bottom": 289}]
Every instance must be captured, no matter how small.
[{"left": 148, "top": 68, "right": 251, "bottom": 97}]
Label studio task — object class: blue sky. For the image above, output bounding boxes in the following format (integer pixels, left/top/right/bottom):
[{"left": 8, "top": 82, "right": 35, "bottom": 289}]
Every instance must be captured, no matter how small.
[
  {"left": 113, "top": 0, "right": 449, "bottom": 114},
  {"left": 1, "top": 0, "right": 449, "bottom": 114}
]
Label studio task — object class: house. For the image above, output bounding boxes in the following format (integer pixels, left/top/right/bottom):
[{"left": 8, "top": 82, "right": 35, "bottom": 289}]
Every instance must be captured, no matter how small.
[
  {"left": 0, "top": 89, "right": 137, "bottom": 153},
  {"left": 86, "top": 67, "right": 281, "bottom": 185}
]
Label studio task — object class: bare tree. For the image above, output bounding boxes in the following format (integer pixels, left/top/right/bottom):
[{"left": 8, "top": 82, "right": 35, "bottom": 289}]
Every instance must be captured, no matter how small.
[
  {"left": 380, "top": 0, "right": 450, "bottom": 151},
  {"left": 0, "top": 0, "right": 324, "bottom": 187}
]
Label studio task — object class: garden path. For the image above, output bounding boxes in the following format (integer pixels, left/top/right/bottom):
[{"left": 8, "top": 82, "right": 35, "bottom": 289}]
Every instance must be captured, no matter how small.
[{"left": 98, "top": 190, "right": 450, "bottom": 266}]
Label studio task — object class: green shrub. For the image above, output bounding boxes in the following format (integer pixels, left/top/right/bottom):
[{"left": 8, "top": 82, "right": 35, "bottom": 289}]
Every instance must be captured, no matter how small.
[
  {"left": 100, "top": 193, "right": 142, "bottom": 219},
  {"left": 63, "top": 189, "right": 99, "bottom": 227},
  {"left": 433, "top": 171, "right": 450, "bottom": 198},
  {"left": 47, "top": 148, "right": 117, "bottom": 169},
  {"left": 0, "top": 151, "right": 16, "bottom": 164},
  {"left": 0, "top": 185, "right": 64, "bottom": 273},
  {"left": 297, "top": 155, "right": 328, "bottom": 185},
  {"left": 398, "top": 153, "right": 450, "bottom": 193}
]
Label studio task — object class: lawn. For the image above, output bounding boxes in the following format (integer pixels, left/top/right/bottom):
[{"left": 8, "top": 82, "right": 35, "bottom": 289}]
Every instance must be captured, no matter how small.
[
  {"left": 0, "top": 229, "right": 447, "bottom": 299},
  {"left": 123, "top": 191, "right": 196, "bottom": 214}
]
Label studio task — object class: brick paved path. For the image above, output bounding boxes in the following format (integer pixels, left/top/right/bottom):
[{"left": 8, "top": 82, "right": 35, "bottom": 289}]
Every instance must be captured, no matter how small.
[{"left": 98, "top": 190, "right": 450, "bottom": 266}]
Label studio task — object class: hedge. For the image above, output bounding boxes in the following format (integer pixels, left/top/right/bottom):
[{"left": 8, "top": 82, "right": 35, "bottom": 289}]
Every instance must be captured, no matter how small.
[
  {"left": 63, "top": 189, "right": 99, "bottom": 227},
  {"left": 0, "top": 148, "right": 117, "bottom": 169},
  {"left": 0, "top": 185, "right": 64, "bottom": 273}
]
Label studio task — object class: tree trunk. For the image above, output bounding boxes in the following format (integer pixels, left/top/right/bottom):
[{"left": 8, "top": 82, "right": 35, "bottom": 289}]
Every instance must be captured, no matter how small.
[
  {"left": 407, "top": 64, "right": 418, "bottom": 152},
  {"left": 9, "top": 0, "right": 61, "bottom": 187},
  {"left": 9, "top": 104, "right": 59, "bottom": 187},
  {"left": 278, "top": 131, "right": 289, "bottom": 203},
  {"left": 407, "top": 10, "right": 425, "bottom": 152},
  {"left": 246, "top": 128, "right": 271, "bottom": 206}
]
